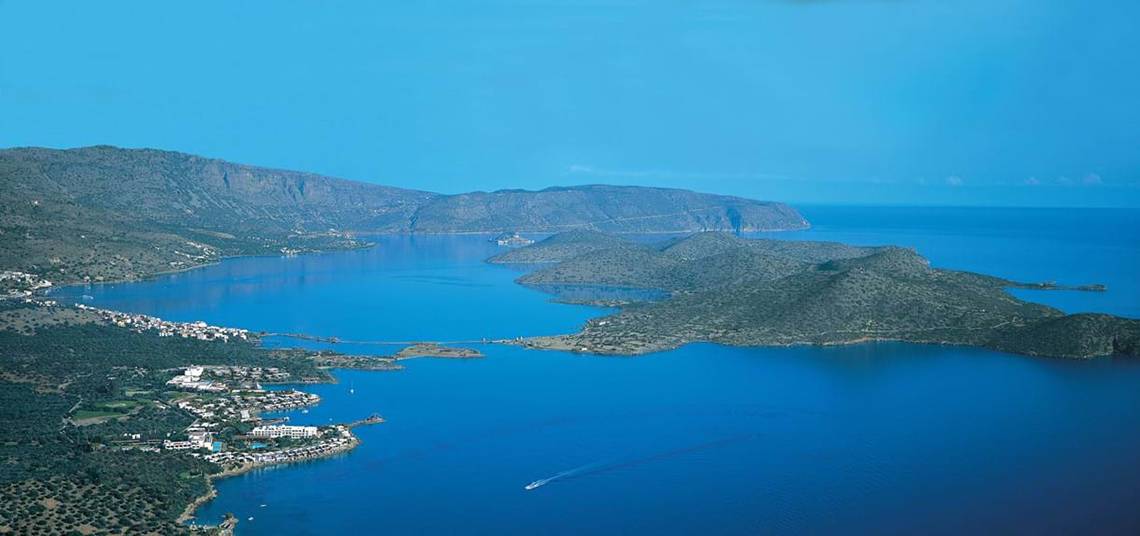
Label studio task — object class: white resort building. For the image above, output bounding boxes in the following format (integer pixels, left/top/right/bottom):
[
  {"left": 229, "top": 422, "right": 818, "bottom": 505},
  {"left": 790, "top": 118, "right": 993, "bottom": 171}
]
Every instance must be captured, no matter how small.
[
  {"left": 166, "top": 366, "right": 226, "bottom": 392},
  {"left": 249, "top": 425, "right": 320, "bottom": 439}
]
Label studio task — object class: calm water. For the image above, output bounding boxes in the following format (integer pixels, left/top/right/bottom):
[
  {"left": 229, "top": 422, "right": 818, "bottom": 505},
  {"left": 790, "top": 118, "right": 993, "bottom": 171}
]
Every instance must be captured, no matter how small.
[{"left": 54, "top": 207, "right": 1140, "bottom": 534}]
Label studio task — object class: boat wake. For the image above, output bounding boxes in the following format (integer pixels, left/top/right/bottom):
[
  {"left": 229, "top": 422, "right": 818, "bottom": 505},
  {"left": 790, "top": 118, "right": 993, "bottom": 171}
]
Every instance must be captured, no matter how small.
[
  {"left": 524, "top": 433, "right": 760, "bottom": 491},
  {"left": 525, "top": 462, "right": 603, "bottom": 490}
]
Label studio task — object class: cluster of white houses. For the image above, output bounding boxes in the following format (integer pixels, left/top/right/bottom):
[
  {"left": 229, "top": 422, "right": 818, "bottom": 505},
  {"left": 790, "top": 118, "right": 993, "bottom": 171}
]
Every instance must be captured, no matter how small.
[
  {"left": 205, "top": 365, "right": 292, "bottom": 385},
  {"left": 154, "top": 366, "right": 325, "bottom": 459},
  {"left": 494, "top": 232, "right": 535, "bottom": 247},
  {"left": 258, "top": 390, "right": 321, "bottom": 412},
  {"left": 165, "top": 365, "right": 295, "bottom": 393},
  {"left": 0, "top": 270, "right": 52, "bottom": 298},
  {"left": 174, "top": 387, "right": 319, "bottom": 424},
  {"left": 166, "top": 366, "right": 226, "bottom": 392},
  {"left": 75, "top": 303, "right": 250, "bottom": 342}
]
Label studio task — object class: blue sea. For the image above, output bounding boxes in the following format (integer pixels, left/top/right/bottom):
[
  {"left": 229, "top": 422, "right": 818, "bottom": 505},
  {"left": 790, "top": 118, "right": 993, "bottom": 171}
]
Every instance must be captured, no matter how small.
[{"left": 54, "top": 207, "right": 1140, "bottom": 534}]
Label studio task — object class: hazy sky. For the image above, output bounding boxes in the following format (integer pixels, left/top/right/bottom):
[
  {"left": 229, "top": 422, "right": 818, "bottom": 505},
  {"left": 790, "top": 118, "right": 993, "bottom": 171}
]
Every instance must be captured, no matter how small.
[{"left": 2, "top": 1, "right": 1138, "bottom": 206}]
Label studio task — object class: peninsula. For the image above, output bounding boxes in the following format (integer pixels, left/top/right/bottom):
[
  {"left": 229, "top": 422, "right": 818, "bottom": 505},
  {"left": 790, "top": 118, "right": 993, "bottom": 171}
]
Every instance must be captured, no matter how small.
[
  {"left": 0, "top": 294, "right": 400, "bottom": 534},
  {"left": 496, "top": 231, "right": 1140, "bottom": 359}
]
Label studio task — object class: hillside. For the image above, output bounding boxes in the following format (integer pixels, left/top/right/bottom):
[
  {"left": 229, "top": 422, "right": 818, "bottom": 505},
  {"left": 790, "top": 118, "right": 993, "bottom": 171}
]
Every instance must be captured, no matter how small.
[
  {"left": 0, "top": 146, "right": 434, "bottom": 232},
  {"left": 506, "top": 231, "right": 1140, "bottom": 359},
  {"left": 0, "top": 146, "right": 432, "bottom": 283},
  {"left": 0, "top": 146, "right": 808, "bottom": 283},
  {"left": 409, "top": 185, "right": 808, "bottom": 234},
  {"left": 487, "top": 229, "right": 646, "bottom": 264},
  {"left": 508, "top": 232, "right": 876, "bottom": 292}
]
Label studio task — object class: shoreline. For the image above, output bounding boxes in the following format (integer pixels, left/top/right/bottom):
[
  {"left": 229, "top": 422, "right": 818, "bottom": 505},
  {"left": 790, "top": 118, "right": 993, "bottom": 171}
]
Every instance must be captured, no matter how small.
[
  {"left": 396, "top": 223, "right": 811, "bottom": 236},
  {"left": 28, "top": 227, "right": 809, "bottom": 532},
  {"left": 511, "top": 331, "right": 1127, "bottom": 361},
  {"left": 40, "top": 225, "right": 808, "bottom": 290},
  {"left": 45, "top": 242, "right": 377, "bottom": 293},
  {"left": 179, "top": 429, "right": 364, "bottom": 529}
]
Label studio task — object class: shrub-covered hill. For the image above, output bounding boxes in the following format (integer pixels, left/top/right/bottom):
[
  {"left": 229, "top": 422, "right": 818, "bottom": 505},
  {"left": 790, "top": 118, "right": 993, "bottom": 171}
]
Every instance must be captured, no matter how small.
[{"left": 503, "top": 231, "right": 1140, "bottom": 359}]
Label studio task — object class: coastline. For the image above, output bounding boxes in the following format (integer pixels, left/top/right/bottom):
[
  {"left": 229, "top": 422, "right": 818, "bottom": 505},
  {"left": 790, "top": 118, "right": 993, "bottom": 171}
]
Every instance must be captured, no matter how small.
[
  {"left": 46, "top": 242, "right": 377, "bottom": 292},
  {"left": 6, "top": 196, "right": 1137, "bottom": 534},
  {"left": 399, "top": 223, "right": 811, "bottom": 236},
  {"left": 29, "top": 226, "right": 812, "bottom": 532},
  {"left": 512, "top": 331, "right": 1128, "bottom": 361},
  {"left": 41, "top": 223, "right": 808, "bottom": 292},
  {"left": 179, "top": 427, "right": 364, "bottom": 529}
]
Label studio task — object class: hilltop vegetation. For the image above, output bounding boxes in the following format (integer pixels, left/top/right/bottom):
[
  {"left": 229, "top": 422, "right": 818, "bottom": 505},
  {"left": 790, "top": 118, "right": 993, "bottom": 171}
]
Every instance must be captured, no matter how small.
[
  {"left": 0, "top": 146, "right": 807, "bottom": 284},
  {"left": 507, "top": 231, "right": 874, "bottom": 292},
  {"left": 505, "top": 232, "right": 1140, "bottom": 359}
]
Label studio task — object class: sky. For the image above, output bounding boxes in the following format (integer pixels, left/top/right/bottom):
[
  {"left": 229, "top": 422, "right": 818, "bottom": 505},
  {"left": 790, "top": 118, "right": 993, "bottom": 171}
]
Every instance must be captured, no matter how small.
[{"left": 2, "top": 1, "right": 1138, "bottom": 207}]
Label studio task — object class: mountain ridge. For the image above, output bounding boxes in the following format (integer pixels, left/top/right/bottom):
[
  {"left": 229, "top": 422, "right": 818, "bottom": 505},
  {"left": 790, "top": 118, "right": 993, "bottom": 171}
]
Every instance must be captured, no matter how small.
[{"left": 0, "top": 146, "right": 808, "bottom": 283}]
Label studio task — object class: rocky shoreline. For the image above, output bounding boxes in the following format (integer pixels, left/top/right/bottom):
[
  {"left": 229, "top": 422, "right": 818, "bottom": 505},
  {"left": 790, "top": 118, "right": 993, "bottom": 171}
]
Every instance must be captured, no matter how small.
[{"left": 394, "top": 342, "right": 484, "bottom": 360}]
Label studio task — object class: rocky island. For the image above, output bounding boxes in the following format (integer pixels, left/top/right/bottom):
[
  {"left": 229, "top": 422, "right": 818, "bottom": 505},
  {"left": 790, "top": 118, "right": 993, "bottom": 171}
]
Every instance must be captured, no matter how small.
[
  {"left": 394, "top": 343, "right": 484, "bottom": 360},
  {"left": 497, "top": 231, "right": 1140, "bottom": 359}
]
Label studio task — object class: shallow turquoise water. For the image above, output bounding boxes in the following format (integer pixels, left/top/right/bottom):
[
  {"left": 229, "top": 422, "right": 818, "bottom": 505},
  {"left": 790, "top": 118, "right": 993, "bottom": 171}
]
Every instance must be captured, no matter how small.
[{"left": 54, "top": 207, "right": 1140, "bottom": 534}]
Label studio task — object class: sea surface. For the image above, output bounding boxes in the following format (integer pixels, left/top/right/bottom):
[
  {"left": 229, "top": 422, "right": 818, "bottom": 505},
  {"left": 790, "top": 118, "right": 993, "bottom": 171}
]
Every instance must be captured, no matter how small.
[{"left": 54, "top": 206, "right": 1140, "bottom": 535}]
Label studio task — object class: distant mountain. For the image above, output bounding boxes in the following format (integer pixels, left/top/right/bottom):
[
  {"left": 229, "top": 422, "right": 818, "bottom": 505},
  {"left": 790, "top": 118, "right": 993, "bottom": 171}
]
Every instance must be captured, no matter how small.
[
  {"left": 0, "top": 146, "right": 808, "bottom": 283},
  {"left": 409, "top": 185, "right": 807, "bottom": 233},
  {"left": 507, "top": 231, "right": 1140, "bottom": 359}
]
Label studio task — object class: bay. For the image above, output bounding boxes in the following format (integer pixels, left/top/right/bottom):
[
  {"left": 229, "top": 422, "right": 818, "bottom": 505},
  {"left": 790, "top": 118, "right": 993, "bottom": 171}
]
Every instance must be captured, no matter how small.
[{"left": 53, "top": 206, "right": 1140, "bottom": 534}]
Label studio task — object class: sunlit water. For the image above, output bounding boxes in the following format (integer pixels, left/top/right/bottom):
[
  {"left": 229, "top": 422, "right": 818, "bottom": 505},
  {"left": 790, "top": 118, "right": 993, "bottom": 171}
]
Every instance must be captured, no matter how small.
[{"left": 53, "top": 207, "right": 1140, "bottom": 534}]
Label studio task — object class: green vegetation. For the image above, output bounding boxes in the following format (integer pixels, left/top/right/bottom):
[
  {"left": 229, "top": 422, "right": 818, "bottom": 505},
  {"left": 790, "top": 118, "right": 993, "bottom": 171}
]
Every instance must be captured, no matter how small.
[
  {"left": 507, "top": 231, "right": 1140, "bottom": 359},
  {"left": 2, "top": 455, "right": 216, "bottom": 535},
  {"left": 0, "top": 375, "right": 217, "bottom": 534},
  {"left": 72, "top": 409, "right": 126, "bottom": 421},
  {"left": 505, "top": 231, "right": 871, "bottom": 292},
  {"left": 0, "top": 302, "right": 336, "bottom": 534},
  {"left": 71, "top": 401, "right": 143, "bottom": 424}
]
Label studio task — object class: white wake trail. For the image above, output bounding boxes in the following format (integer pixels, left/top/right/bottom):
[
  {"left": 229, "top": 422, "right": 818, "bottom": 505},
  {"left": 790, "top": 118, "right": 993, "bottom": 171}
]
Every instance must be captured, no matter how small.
[
  {"left": 524, "top": 462, "right": 604, "bottom": 491},
  {"left": 523, "top": 434, "right": 762, "bottom": 491}
]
